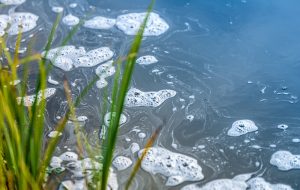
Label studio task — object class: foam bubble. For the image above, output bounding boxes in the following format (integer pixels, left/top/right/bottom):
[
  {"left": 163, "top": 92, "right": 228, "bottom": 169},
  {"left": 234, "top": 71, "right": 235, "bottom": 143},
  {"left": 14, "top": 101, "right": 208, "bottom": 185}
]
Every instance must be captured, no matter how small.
[
  {"left": 104, "top": 112, "right": 127, "bottom": 126},
  {"left": 0, "top": 15, "right": 9, "bottom": 36},
  {"left": 277, "top": 124, "right": 288, "bottom": 130},
  {"left": 52, "top": 6, "right": 64, "bottom": 13},
  {"left": 8, "top": 12, "right": 39, "bottom": 35},
  {"left": 50, "top": 156, "right": 63, "bottom": 169},
  {"left": 130, "top": 143, "right": 140, "bottom": 154},
  {"left": 69, "top": 3, "right": 77, "bottom": 8},
  {"left": 227, "top": 120, "right": 258, "bottom": 136},
  {"left": 77, "top": 116, "right": 88, "bottom": 122},
  {"left": 125, "top": 88, "right": 176, "bottom": 107},
  {"left": 62, "top": 14, "right": 80, "bottom": 26},
  {"left": 136, "top": 55, "right": 158, "bottom": 65},
  {"left": 270, "top": 150, "right": 300, "bottom": 171},
  {"left": 139, "top": 147, "right": 204, "bottom": 186},
  {"left": 84, "top": 16, "right": 116, "bottom": 29},
  {"left": 95, "top": 60, "right": 115, "bottom": 88},
  {"left": 17, "top": 88, "right": 56, "bottom": 107},
  {"left": 247, "top": 177, "right": 293, "bottom": 190},
  {"left": 181, "top": 174, "right": 293, "bottom": 190},
  {"left": 48, "top": 131, "right": 62, "bottom": 138},
  {"left": 59, "top": 151, "right": 78, "bottom": 162},
  {"left": 138, "top": 132, "right": 146, "bottom": 139},
  {"left": 116, "top": 12, "right": 169, "bottom": 36},
  {"left": 74, "top": 47, "right": 113, "bottom": 68},
  {"left": 112, "top": 156, "right": 132, "bottom": 171},
  {"left": 292, "top": 138, "right": 300, "bottom": 143},
  {"left": 0, "top": 0, "right": 25, "bottom": 5},
  {"left": 48, "top": 76, "right": 59, "bottom": 85}
]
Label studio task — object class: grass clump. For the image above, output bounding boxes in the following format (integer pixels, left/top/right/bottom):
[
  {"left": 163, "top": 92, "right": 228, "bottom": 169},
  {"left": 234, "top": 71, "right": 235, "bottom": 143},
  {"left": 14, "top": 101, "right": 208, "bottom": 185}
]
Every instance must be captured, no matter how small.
[{"left": 0, "top": 0, "right": 157, "bottom": 189}]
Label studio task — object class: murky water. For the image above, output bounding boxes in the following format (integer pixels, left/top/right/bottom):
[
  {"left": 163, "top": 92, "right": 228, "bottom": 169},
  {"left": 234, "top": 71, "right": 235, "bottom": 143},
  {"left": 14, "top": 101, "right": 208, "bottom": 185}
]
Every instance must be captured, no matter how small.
[{"left": 2, "top": 0, "right": 300, "bottom": 189}]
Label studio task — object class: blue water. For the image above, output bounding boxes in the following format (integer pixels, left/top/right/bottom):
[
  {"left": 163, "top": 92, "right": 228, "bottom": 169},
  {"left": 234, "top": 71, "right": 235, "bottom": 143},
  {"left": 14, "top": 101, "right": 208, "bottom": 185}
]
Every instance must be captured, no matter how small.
[{"left": 3, "top": 0, "right": 300, "bottom": 189}]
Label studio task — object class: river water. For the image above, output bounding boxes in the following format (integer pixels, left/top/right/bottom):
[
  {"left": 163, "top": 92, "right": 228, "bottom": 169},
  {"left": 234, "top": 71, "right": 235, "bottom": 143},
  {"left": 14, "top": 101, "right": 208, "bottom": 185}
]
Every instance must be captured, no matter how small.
[{"left": 2, "top": 0, "right": 300, "bottom": 189}]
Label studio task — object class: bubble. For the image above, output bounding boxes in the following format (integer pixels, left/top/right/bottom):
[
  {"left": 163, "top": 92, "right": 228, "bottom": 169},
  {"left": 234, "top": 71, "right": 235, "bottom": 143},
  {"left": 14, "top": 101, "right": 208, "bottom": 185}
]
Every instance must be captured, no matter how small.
[
  {"left": 62, "top": 14, "right": 80, "bottom": 26},
  {"left": 16, "top": 88, "right": 56, "bottom": 107},
  {"left": 112, "top": 156, "right": 132, "bottom": 171},
  {"left": 52, "top": 6, "right": 64, "bottom": 13},
  {"left": 69, "top": 3, "right": 77, "bottom": 8},
  {"left": 186, "top": 115, "right": 194, "bottom": 122},
  {"left": 136, "top": 55, "right": 158, "bottom": 65},
  {"left": 8, "top": 12, "right": 39, "bottom": 35},
  {"left": 104, "top": 112, "right": 127, "bottom": 126},
  {"left": 59, "top": 151, "right": 78, "bottom": 162},
  {"left": 139, "top": 147, "right": 204, "bottom": 186},
  {"left": 77, "top": 116, "right": 88, "bottom": 122},
  {"left": 270, "top": 151, "right": 300, "bottom": 171},
  {"left": 125, "top": 88, "right": 176, "bottom": 107},
  {"left": 227, "top": 120, "right": 258, "bottom": 137},
  {"left": 277, "top": 124, "right": 288, "bottom": 130},
  {"left": 130, "top": 143, "right": 140, "bottom": 154},
  {"left": 116, "top": 12, "right": 169, "bottom": 36},
  {"left": 48, "top": 76, "right": 59, "bottom": 85},
  {"left": 0, "top": 0, "right": 25, "bottom": 5},
  {"left": 292, "top": 138, "right": 300, "bottom": 143},
  {"left": 84, "top": 16, "right": 116, "bottom": 29},
  {"left": 138, "top": 132, "right": 146, "bottom": 139},
  {"left": 48, "top": 131, "right": 62, "bottom": 138}
]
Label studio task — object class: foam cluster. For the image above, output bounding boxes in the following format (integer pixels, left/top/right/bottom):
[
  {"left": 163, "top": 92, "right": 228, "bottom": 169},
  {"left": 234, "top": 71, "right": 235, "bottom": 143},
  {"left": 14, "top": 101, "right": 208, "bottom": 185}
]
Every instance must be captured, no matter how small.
[
  {"left": 227, "top": 120, "right": 258, "bottom": 136},
  {"left": 0, "top": 0, "right": 25, "bottom": 5},
  {"left": 62, "top": 14, "right": 80, "bottom": 26},
  {"left": 125, "top": 88, "right": 176, "bottom": 107},
  {"left": 136, "top": 55, "right": 158, "bottom": 65},
  {"left": 84, "top": 16, "right": 116, "bottom": 30},
  {"left": 0, "top": 12, "right": 38, "bottom": 36},
  {"left": 182, "top": 174, "right": 293, "bottom": 190},
  {"left": 17, "top": 88, "right": 56, "bottom": 107},
  {"left": 43, "top": 46, "right": 113, "bottom": 71},
  {"left": 95, "top": 60, "right": 116, "bottom": 88},
  {"left": 139, "top": 147, "right": 204, "bottom": 186},
  {"left": 116, "top": 12, "right": 169, "bottom": 36},
  {"left": 270, "top": 151, "right": 300, "bottom": 171},
  {"left": 104, "top": 112, "right": 127, "bottom": 126},
  {"left": 112, "top": 156, "right": 132, "bottom": 171},
  {"left": 51, "top": 6, "right": 64, "bottom": 13}
]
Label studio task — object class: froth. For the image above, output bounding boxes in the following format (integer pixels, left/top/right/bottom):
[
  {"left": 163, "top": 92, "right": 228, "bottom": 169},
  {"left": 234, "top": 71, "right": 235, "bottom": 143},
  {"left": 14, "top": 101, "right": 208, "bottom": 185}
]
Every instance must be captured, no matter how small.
[
  {"left": 227, "top": 120, "right": 258, "bottom": 136},
  {"left": 136, "top": 55, "right": 158, "bottom": 65},
  {"left": 84, "top": 16, "right": 116, "bottom": 30},
  {"left": 270, "top": 150, "right": 300, "bottom": 171}
]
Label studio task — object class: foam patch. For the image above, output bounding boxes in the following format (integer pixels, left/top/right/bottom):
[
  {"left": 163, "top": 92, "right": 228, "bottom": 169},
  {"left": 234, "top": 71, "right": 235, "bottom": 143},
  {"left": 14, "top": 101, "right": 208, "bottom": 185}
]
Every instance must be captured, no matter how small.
[
  {"left": 52, "top": 6, "right": 64, "bottom": 13},
  {"left": 8, "top": 12, "right": 39, "bottom": 35},
  {"left": 112, "top": 156, "right": 132, "bottom": 171},
  {"left": 74, "top": 47, "right": 114, "bottom": 68},
  {"left": 48, "top": 131, "right": 62, "bottom": 138},
  {"left": 136, "top": 55, "right": 158, "bottom": 65},
  {"left": 62, "top": 14, "right": 80, "bottom": 26},
  {"left": 95, "top": 60, "right": 116, "bottom": 88},
  {"left": 84, "top": 16, "right": 116, "bottom": 29},
  {"left": 0, "top": 0, "right": 25, "bottom": 5},
  {"left": 17, "top": 88, "right": 56, "bottom": 107},
  {"left": 0, "top": 15, "right": 9, "bottom": 36},
  {"left": 139, "top": 147, "right": 204, "bottom": 186},
  {"left": 43, "top": 46, "right": 113, "bottom": 71},
  {"left": 125, "top": 88, "right": 176, "bottom": 107},
  {"left": 227, "top": 120, "right": 258, "bottom": 136},
  {"left": 270, "top": 150, "right": 300, "bottom": 171},
  {"left": 116, "top": 12, "right": 169, "bottom": 36},
  {"left": 59, "top": 151, "right": 78, "bottom": 162},
  {"left": 104, "top": 112, "right": 127, "bottom": 126},
  {"left": 181, "top": 174, "right": 293, "bottom": 190}
]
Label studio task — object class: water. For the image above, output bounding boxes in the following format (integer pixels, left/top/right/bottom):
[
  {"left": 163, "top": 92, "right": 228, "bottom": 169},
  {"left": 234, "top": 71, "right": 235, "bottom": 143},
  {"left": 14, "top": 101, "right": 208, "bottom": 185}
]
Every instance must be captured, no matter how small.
[{"left": 2, "top": 0, "right": 300, "bottom": 189}]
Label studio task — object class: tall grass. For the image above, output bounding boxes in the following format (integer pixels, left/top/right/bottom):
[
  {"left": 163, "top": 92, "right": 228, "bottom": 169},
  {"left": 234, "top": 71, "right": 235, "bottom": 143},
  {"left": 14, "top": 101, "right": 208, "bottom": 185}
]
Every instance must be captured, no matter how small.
[{"left": 0, "top": 0, "right": 157, "bottom": 189}]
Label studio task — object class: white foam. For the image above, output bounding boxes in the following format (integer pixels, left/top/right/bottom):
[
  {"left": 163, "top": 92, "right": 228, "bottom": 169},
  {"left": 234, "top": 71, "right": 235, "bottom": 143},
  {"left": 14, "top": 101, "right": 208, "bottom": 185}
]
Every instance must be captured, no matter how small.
[
  {"left": 50, "top": 156, "right": 63, "bottom": 169},
  {"left": 139, "top": 147, "right": 204, "bottom": 186},
  {"left": 125, "top": 88, "right": 176, "bottom": 107},
  {"left": 48, "top": 131, "right": 62, "bottom": 138},
  {"left": 112, "top": 156, "right": 132, "bottom": 171},
  {"left": 104, "top": 112, "right": 127, "bottom": 126},
  {"left": 292, "top": 138, "right": 300, "bottom": 143},
  {"left": 248, "top": 177, "right": 293, "bottom": 190},
  {"left": 0, "top": 0, "right": 25, "bottom": 5},
  {"left": 62, "top": 14, "right": 80, "bottom": 26},
  {"left": 95, "top": 60, "right": 116, "bottom": 88},
  {"left": 270, "top": 150, "right": 300, "bottom": 171},
  {"left": 138, "top": 132, "right": 146, "bottom": 139},
  {"left": 77, "top": 116, "right": 88, "bottom": 122},
  {"left": 116, "top": 12, "right": 169, "bottom": 36},
  {"left": 84, "top": 16, "right": 116, "bottom": 30},
  {"left": 74, "top": 47, "right": 113, "bottom": 68},
  {"left": 0, "top": 15, "right": 9, "bottom": 36},
  {"left": 136, "top": 55, "right": 158, "bottom": 65},
  {"left": 277, "top": 124, "right": 288, "bottom": 130},
  {"left": 69, "top": 3, "right": 77, "bottom": 8},
  {"left": 43, "top": 46, "right": 113, "bottom": 71},
  {"left": 17, "top": 88, "right": 56, "bottom": 107},
  {"left": 181, "top": 174, "right": 293, "bottom": 190},
  {"left": 8, "top": 12, "right": 39, "bottom": 35},
  {"left": 52, "top": 6, "right": 64, "bottom": 13},
  {"left": 227, "top": 120, "right": 258, "bottom": 136},
  {"left": 48, "top": 76, "right": 59, "bottom": 85},
  {"left": 130, "top": 143, "right": 140, "bottom": 154},
  {"left": 59, "top": 151, "right": 78, "bottom": 162}
]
